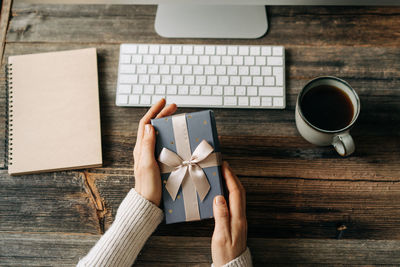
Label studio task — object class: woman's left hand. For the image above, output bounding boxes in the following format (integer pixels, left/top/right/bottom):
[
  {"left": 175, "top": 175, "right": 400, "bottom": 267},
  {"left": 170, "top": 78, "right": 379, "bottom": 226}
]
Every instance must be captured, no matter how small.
[{"left": 133, "top": 99, "right": 177, "bottom": 206}]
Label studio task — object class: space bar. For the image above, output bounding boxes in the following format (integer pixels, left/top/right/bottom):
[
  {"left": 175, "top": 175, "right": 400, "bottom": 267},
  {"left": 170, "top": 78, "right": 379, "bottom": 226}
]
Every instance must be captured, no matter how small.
[{"left": 166, "top": 96, "right": 223, "bottom": 106}]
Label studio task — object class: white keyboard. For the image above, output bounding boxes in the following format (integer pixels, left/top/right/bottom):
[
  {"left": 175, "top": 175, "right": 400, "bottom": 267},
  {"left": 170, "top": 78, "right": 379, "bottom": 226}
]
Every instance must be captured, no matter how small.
[{"left": 116, "top": 43, "right": 285, "bottom": 109}]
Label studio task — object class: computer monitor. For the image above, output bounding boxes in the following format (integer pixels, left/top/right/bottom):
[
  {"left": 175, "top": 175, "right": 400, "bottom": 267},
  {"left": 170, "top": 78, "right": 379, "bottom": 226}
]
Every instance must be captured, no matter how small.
[{"left": 19, "top": 0, "right": 400, "bottom": 39}]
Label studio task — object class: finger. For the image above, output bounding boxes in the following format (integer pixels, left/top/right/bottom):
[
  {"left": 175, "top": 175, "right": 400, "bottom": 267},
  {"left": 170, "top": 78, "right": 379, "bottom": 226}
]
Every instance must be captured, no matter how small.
[
  {"left": 135, "top": 99, "right": 166, "bottom": 156},
  {"left": 155, "top": 103, "right": 177, "bottom": 118},
  {"left": 222, "top": 161, "right": 246, "bottom": 220},
  {"left": 213, "top": 195, "right": 231, "bottom": 239},
  {"left": 140, "top": 124, "right": 157, "bottom": 168}
]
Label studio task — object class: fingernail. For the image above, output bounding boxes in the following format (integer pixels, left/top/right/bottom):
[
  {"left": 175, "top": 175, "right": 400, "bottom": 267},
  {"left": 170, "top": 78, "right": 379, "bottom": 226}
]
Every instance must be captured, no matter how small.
[
  {"left": 215, "top": 195, "right": 225, "bottom": 206},
  {"left": 145, "top": 124, "right": 151, "bottom": 134}
]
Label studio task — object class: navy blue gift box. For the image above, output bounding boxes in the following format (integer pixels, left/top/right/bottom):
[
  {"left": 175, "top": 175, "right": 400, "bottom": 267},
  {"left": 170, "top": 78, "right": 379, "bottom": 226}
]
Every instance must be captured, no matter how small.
[{"left": 151, "top": 110, "right": 224, "bottom": 224}]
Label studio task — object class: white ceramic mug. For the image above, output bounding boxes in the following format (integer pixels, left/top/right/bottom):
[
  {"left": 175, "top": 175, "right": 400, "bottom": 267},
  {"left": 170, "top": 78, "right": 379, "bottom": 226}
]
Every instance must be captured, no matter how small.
[{"left": 295, "top": 76, "right": 360, "bottom": 156}]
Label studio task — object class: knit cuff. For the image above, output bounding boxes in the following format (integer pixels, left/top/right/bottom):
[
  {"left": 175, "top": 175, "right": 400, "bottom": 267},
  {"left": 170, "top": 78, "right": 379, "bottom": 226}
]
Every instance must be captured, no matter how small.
[
  {"left": 213, "top": 247, "right": 252, "bottom": 267},
  {"left": 77, "top": 189, "right": 164, "bottom": 267}
]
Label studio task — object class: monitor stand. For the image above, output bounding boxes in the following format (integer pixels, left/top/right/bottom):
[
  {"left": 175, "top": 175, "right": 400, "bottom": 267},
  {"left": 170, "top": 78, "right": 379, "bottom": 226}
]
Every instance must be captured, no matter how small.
[{"left": 155, "top": 5, "right": 268, "bottom": 39}]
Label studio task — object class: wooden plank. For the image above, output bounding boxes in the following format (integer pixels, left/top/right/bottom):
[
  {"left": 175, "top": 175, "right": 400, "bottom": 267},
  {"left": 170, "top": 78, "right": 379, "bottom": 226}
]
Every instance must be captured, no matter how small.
[
  {"left": 3, "top": 168, "right": 400, "bottom": 239},
  {"left": 1, "top": 233, "right": 400, "bottom": 266},
  {"left": 5, "top": 5, "right": 400, "bottom": 47}
]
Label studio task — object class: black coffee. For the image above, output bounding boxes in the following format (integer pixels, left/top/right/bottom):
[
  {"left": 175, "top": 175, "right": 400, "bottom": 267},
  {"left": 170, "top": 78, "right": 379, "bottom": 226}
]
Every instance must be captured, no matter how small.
[{"left": 300, "top": 85, "right": 354, "bottom": 131}]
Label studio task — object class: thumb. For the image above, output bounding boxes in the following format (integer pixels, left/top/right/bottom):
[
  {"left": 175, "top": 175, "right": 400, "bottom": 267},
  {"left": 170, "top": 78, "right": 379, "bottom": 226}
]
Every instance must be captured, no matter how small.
[
  {"left": 141, "top": 124, "right": 156, "bottom": 164},
  {"left": 213, "top": 195, "right": 230, "bottom": 238}
]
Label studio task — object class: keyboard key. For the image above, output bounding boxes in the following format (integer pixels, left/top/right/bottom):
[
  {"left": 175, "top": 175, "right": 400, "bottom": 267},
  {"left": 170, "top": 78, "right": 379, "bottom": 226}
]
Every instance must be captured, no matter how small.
[
  {"left": 199, "top": 56, "right": 210, "bottom": 65},
  {"left": 177, "top": 55, "right": 187, "bottom": 64},
  {"left": 216, "top": 46, "right": 227, "bottom": 55},
  {"left": 154, "top": 55, "right": 164, "bottom": 64},
  {"left": 121, "top": 44, "right": 137, "bottom": 54},
  {"left": 165, "top": 55, "right": 176, "bottom": 64},
  {"left": 250, "top": 97, "right": 260, "bottom": 106},
  {"left": 208, "top": 76, "right": 218, "bottom": 85},
  {"left": 143, "top": 55, "right": 153, "bottom": 64},
  {"left": 190, "top": 85, "right": 200, "bottom": 95},
  {"left": 219, "top": 76, "right": 229, "bottom": 85},
  {"left": 230, "top": 76, "right": 240, "bottom": 85},
  {"left": 244, "top": 56, "right": 254, "bottom": 66},
  {"left": 242, "top": 76, "right": 252, "bottom": 85},
  {"left": 227, "top": 46, "right": 238, "bottom": 55},
  {"left": 238, "top": 97, "right": 248, "bottom": 106},
  {"left": 129, "top": 95, "right": 140, "bottom": 104},
  {"left": 167, "top": 95, "right": 222, "bottom": 106},
  {"left": 159, "top": 65, "right": 170, "bottom": 74},
  {"left": 119, "top": 64, "right": 136, "bottom": 74},
  {"left": 184, "top": 75, "right": 195, "bottom": 85},
  {"left": 233, "top": 56, "right": 243, "bottom": 65},
  {"left": 250, "top": 66, "right": 260, "bottom": 75},
  {"left": 139, "top": 75, "right": 149, "bottom": 84},
  {"left": 117, "top": 94, "right": 128, "bottom": 105},
  {"left": 120, "top": 74, "right": 138, "bottom": 84},
  {"left": 178, "top": 85, "right": 189, "bottom": 95},
  {"left": 264, "top": 76, "right": 275, "bottom": 86},
  {"left": 150, "top": 75, "right": 161, "bottom": 84},
  {"left": 193, "top": 66, "right": 204, "bottom": 75},
  {"left": 173, "top": 75, "right": 184, "bottom": 85},
  {"left": 224, "top": 86, "right": 235, "bottom": 95},
  {"left": 259, "top": 87, "right": 283, "bottom": 96},
  {"left": 250, "top": 47, "right": 260, "bottom": 56},
  {"left": 162, "top": 75, "right": 172, "bottom": 84},
  {"left": 238, "top": 46, "right": 249, "bottom": 55},
  {"left": 137, "top": 65, "right": 147, "bottom": 74},
  {"left": 222, "top": 56, "right": 232, "bottom": 65},
  {"left": 188, "top": 55, "right": 198, "bottom": 65},
  {"left": 148, "top": 65, "right": 158, "bottom": 74},
  {"left": 182, "top": 45, "right": 193, "bottom": 55},
  {"left": 235, "top": 86, "right": 246, "bottom": 96},
  {"left": 194, "top": 46, "right": 204, "bottom": 55},
  {"left": 238, "top": 66, "right": 249, "bottom": 75},
  {"left": 196, "top": 76, "right": 207, "bottom": 85},
  {"left": 141, "top": 95, "right": 151, "bottom": 104},
  {"left": 268, "top": 56, "right": 283, "bottom": 66},
  {"left": 167, "top": 85, "right": 177, "bottom": 94},
  {"left": 120, "top": 54, "right": 131, "bottom": 64},
  {"left": 132, "top": 85, "right": 143, "bottom": 94},
  {"left": 171, "top": 65, "right": 181, "bottom": 74},
  {"left": 227, "top": 66, "right": 238, "bottom": 75},
  {"left": 273, "top": 46, "right": 283, "bottom": 56},
  {"left": 171, "top": 45, "right": 182, "bottom": 54},
  {"left": 131, "top": 55, "right": 142, "bottom": 64},
  {"left": 138, "top": 45, "right": 148, "bottom": 54},
  {"left": 201, "top": 86, "right": 212, "bottom": 95},
  {"left": 273, "top": 97, "right": 284, "bottom": 107},
  {"left": 204, "top": 66, "right": 215, "bottom": 75},
  {"left": 152, "top": 95, "right": 164, "bottom": 104},
  {"left": 261, "top": 46, "right": 271, "bottom": 56},
  {"left": 182, "top": 65, "right": 193, "bottom": 75},
  {"left": 261, "top": 97, "right": 272, "bottom": 106},
  {"left": 118, "top": 84, "right": 131, "bottom": 94},
  {"left": 216, "top": 66, "right": 226, "bottom": 75},
  {"left": 155, "top": 85, "right": 166, "bottom": 94},
  {"left": 205, "top": 46, "right": 215, "bottom": 55},
  {"left": 247, "top": 87, "right": 257, "bottom": 96},
  {"left": 149, "top": 45, "right": 160, "bottom": 54},
  {"left": 224, "top": 96, "right": 237, "bottom": 106},
  {"left": 261, "top": 66, "right": 272, "bottom": 76},
  {"left": 255, "top": 56, "right": 266, "bottom": 66},
  {"left": 210, "top": 56, "right": 221, "bottom": 65},
  {"left": 144, "top": 85, "right": 155, "bottom": 94},
  {"left": 160, "top": 45, "right": 171, "bottom": 54},
  {"left": 213, "top": 86, "right": 223, "bottom": 95},
  {"left": 253, "top": 76, "right": 263, "bottom": 86}
]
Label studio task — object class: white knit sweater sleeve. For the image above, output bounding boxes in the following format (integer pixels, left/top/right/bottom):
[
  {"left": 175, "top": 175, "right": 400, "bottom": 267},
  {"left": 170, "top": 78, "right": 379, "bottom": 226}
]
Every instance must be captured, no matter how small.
[
  {"left": 212, "top": 248, "right": 253, "bottom": 267},
  {"left": 77, "top": 188, "right": 164, "bottom": 267}
]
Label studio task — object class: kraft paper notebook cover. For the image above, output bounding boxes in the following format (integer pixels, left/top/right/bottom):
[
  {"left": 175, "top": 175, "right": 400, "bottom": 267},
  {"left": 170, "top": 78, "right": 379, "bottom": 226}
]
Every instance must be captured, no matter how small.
[{"left": 7, "top": 48, "right": 102, "bottom": 175}]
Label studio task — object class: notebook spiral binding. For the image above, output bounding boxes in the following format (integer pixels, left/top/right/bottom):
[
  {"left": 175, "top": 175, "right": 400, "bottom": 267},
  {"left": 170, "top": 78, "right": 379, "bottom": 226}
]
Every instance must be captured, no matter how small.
[{"left": 5, "top": 63, "right": 13, "bottom": 167}]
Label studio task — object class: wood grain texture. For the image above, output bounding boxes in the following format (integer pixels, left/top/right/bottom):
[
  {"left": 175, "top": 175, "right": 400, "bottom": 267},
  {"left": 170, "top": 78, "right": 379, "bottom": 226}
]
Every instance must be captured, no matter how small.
[
  {"left": 2, "top": 233, "right": 400, "bottom": 266},
  {"left": 1, "top": 3, "right": 400, "bottom": 266}
]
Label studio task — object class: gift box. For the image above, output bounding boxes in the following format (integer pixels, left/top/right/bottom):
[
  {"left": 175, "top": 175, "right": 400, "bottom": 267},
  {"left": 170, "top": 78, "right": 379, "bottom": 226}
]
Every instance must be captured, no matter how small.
[{"left": 151, "top": 110, "right": 224, "bottom": 224}]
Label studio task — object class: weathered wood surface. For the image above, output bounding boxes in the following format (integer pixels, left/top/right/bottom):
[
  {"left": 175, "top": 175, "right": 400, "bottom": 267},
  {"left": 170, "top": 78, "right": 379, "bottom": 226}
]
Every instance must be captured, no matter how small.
[
  {"left": 1, "top": 3, "right": 400, "bottom": 266},
  {"left": 2, "top": 233, "right": 400, "bottom": 266}
]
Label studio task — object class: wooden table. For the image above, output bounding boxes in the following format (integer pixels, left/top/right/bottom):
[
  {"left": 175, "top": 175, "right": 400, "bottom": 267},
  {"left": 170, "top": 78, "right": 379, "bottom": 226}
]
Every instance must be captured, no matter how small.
[{"left": 1, "top": 2, "right": 400, "bottom": 266}]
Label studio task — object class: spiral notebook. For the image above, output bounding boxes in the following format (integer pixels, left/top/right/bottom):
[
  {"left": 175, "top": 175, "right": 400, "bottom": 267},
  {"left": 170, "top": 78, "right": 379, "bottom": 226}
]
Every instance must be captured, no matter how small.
[{"left": 6, "top": 48, "right": 102, "bottom": 175}]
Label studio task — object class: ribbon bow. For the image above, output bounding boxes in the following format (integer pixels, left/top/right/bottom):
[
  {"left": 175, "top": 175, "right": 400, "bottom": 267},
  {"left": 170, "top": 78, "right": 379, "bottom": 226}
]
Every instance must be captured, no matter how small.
[{"left": 158, "top": 140, "right": 217, "bottom": 202}]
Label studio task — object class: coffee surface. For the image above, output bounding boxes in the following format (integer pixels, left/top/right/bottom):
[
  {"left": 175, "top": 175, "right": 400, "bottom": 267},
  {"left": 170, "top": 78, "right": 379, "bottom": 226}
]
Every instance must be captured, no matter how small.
[{"left": 300, "top": 85, "right": 354, "bottom": 131}]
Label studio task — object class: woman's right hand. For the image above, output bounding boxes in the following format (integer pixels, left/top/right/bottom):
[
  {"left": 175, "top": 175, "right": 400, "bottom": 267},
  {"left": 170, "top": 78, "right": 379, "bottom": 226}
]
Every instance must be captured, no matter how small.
[{"left": 211, "top": 161, "right": 248, "bottom": 267}]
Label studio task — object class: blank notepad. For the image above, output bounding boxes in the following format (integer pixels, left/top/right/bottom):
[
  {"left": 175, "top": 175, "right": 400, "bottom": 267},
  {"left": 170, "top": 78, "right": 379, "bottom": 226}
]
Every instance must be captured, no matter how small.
[{"left": 7, "top": 48, "right": 102, "bottom": 175}]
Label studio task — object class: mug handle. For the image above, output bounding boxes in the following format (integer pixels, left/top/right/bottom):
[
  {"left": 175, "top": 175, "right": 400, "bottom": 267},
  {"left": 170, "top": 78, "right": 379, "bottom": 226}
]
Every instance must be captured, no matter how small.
[{"left": 332, "top": 133, "right": 355, "bottom": 156}]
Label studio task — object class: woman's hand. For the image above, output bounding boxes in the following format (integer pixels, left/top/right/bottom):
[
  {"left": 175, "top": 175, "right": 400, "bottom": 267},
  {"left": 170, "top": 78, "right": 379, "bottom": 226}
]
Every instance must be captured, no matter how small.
[
  {"left": 212, "top": 162, "right": 248, "bottom": 267},
  {"left": 133, "top": 99, "right": 177, "bottom": 206}
]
